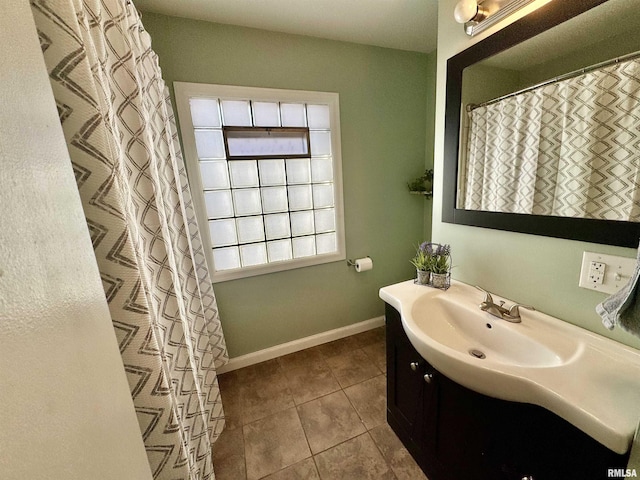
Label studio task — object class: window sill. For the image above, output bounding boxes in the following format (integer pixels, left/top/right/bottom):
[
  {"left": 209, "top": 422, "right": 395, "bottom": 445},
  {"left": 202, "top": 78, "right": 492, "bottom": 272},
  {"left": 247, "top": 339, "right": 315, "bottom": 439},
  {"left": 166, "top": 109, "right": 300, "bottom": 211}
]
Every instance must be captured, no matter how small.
[{"left": 211, "top": 251, "right": 346, "bottom": 283}]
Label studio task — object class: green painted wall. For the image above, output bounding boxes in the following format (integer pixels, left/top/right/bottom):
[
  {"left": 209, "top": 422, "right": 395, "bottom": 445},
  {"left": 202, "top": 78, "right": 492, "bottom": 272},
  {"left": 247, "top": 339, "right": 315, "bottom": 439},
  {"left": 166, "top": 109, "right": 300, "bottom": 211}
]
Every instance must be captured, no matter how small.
[
  {"left": 142, "top": 13, "right": 436, "bottom": 357},
  {"left": 519, "top": 27, "right": 640, "bottom": 87},
  {"left": 462, "top": 63, "right": 520, "bottom": 106},
  {"left": 433, "top": 0, "right": 640, "bottom": 351}
]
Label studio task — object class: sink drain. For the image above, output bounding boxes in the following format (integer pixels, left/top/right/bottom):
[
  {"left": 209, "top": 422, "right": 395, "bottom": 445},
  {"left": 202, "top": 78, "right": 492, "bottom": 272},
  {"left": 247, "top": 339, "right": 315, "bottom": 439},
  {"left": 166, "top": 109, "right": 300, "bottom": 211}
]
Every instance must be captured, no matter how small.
[{"left": 469, "top": 349, "right": 486, "bottom": 359}]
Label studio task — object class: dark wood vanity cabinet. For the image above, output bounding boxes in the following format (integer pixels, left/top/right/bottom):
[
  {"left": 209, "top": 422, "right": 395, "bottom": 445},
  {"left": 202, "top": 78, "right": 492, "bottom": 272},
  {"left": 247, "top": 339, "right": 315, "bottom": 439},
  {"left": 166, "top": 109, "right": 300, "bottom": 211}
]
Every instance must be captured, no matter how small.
[
  {"left": 386, "top": 302, "right": 441, "bottom": 473},
  {"left": 385, "top": 303, "right": 629, "bottom": 480}
]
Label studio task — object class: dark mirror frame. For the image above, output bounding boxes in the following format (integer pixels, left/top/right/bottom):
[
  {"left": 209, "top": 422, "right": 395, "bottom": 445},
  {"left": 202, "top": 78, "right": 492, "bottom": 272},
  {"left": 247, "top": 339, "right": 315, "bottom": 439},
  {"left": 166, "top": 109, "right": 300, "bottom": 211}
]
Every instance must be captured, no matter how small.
[{"left": 442, "top": 0, "right": 640, "bottom": 248}]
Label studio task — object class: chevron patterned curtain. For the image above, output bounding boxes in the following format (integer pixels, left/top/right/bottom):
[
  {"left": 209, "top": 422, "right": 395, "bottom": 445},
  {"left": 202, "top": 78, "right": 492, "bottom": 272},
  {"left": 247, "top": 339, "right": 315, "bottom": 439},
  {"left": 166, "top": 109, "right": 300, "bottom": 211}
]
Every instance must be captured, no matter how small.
[
  {"left": 31, "top": 1, "right": 228, "bottom": 478},
  {"left": 462, "top": 56, "right": 640, "bottom": 222}
]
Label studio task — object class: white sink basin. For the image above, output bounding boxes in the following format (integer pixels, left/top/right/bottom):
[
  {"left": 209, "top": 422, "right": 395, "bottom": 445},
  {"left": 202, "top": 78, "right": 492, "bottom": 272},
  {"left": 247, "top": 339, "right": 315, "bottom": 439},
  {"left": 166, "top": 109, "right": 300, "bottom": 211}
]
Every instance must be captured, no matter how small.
[
  {"left": 380, "top": 280, "right": 640, "bottom": 454},
  {"left": 412, "top": 293, "right": 578, "bottom": 368}
]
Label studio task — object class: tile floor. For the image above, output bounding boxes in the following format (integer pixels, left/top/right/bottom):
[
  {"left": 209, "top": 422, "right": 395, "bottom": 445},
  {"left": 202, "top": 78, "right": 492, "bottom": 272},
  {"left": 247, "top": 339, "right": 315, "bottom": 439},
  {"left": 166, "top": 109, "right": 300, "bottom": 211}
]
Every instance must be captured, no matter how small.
[{"left": 214, "top": 327, "right": 428, "bottom": 480}]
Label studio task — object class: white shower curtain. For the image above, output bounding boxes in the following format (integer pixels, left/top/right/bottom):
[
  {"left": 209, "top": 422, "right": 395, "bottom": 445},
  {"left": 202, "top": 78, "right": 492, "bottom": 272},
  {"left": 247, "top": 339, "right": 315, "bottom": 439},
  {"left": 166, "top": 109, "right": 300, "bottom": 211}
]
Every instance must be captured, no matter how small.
[
  {"left": 31, "top": 0, "right": 228, "bottom": 478},
  {"left": 463, "top": 57, "right": 640, "bottom": 221}
]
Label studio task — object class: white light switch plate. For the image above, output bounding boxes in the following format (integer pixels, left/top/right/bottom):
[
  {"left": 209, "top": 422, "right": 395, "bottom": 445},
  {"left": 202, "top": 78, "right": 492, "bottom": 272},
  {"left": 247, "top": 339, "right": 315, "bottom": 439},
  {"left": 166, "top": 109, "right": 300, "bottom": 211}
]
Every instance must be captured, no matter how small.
[{"left": 578, "top": 251, "right": 636, "bottom": 294}]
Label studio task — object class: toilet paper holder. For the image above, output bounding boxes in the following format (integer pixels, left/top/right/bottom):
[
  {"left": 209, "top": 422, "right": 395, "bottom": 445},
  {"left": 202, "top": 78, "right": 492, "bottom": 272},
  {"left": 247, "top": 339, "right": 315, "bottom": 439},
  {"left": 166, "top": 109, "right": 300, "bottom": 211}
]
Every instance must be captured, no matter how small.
[{"left": 347, "top": 256, "right": 371, "bottom": 267}]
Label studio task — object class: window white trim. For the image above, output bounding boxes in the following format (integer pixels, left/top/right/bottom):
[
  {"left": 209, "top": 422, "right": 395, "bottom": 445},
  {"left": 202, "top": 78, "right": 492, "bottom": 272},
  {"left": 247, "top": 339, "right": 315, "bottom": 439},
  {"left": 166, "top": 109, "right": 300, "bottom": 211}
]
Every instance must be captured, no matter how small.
[{"left": 174, "top": 82, "right": 346, "bottom": 282}]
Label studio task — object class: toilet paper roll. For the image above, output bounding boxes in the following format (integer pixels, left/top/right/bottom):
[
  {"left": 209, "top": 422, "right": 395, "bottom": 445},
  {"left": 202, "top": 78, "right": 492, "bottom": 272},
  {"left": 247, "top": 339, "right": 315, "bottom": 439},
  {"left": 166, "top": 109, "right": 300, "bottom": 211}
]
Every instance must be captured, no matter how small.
[{"left": 355, "top": 257, "right": 373, "bottom": 272}]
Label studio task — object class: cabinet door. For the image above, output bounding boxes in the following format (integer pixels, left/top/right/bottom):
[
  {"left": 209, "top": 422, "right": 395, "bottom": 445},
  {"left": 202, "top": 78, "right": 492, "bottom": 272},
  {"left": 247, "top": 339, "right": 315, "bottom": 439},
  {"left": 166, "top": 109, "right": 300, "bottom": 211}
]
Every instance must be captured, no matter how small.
[
  {"left": 436, "top": 374, "right": 497, "bottom": 480},
  {"left": 385, "top": 303, "right": 447, "bottom": 480},
  {"left": 415, "top": 364, "right": 438, "bottom": 452},
  {"left": 385, "top": 303, "right": 425, "bottom": 436}
]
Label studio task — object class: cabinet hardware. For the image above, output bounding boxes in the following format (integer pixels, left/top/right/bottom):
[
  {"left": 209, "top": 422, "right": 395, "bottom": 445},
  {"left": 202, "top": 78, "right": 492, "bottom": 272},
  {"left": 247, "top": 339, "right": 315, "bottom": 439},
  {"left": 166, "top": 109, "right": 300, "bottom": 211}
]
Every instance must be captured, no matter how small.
[
  {"left": 410, "top": 362, "right": 420, "bottom": 371},
  {"left": 424, "top": 373, "right": 433, "bottom": 384}
]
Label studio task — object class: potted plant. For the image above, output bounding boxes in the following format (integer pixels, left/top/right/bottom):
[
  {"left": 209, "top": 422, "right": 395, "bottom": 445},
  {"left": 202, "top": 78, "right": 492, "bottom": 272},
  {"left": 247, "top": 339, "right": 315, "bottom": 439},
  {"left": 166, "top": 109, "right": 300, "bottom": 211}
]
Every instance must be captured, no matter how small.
[
  {"left": 430, "top": 243, "right": 451, "bottom": 289},
  {"left": 410, "top": 242, "right": 432, "bottom": 285},
  {"left": 411, "top": 242, "right": 451, "bottom": 289},
  {"left": 407, "top": 169, "right": 434, "bottom": 198}
]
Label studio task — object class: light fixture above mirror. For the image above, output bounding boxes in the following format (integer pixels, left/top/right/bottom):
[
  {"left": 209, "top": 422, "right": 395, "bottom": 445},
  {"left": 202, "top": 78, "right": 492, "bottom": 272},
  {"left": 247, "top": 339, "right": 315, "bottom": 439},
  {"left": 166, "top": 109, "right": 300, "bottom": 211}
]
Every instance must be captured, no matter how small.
[{"left": 454, "top": 0, "right": 541, "bottom": 36}]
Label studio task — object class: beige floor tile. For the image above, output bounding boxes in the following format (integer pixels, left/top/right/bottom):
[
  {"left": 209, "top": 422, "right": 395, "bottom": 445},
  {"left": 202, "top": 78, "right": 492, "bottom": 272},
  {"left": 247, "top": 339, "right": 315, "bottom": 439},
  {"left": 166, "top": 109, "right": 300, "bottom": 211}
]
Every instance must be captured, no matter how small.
[
  {"left": 212, "top": 424, "right": 246, "bottom": 480},
  {"left": 314, "top": 433, "right": 395, "bottom": 480},
  {"left": 362, "top": 340, "right": 386, "bottom": 372},
  {"left": 324, "top": 348, "right": 382, "bottom": 388},
  {"left": 218, "top": 372, "right": 244, "bottom": 430},
  {"left": 213, "top": 426, "right": 244, "bottom": 462},
  {"left": 369, "top": 423, "right": 428, "bottom": 480},
  {"left": 316, "top": 336, "right": 361, "bottom": 358},
  {"left": 284, "top": 361, "right": 341, "bottom": 405},
  {"left": 297, "top": 390, "right": 366, "bottom": 454},
  {"left": 351, "top": 327, "right": 385, "bottom": 348},
  {"left": 262, "top": 457, "right": 320, "bottom": 480},
  {"left": 218, "top": 370, "right": 239, "bottom": 391},
  {"left": 277, "top": 347, "right": 325, "bottom": 371},
  {"left": 344, "top": 374, "right": 387, "bottom": 430},
  {"left": 237, "top": 361, "right": 295, "bottom": 425},
  {"left": 212, "top": 453, "right": 246, "bottom": 480},
  {"left": 243, "top": 408, "right": 311, "bottom": 480},
  {"left": 235, "top": 359, "right": 283, "bottom": 383}
]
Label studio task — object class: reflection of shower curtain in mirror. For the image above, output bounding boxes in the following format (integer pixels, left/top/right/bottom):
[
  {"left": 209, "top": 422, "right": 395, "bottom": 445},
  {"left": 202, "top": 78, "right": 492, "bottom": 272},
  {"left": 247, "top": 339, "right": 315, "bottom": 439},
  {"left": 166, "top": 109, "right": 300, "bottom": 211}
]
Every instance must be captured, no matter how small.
[
  {"left": 463, "top": 57, "right": 640, "bottom": 222},
  {"left": 31, "top": 1, "right": 228, "bottom": 478}
]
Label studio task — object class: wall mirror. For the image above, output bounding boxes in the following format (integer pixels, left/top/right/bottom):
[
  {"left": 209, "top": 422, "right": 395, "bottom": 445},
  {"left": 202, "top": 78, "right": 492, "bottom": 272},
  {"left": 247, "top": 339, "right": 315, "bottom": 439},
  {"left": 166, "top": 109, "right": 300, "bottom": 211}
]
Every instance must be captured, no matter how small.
[{"left": 443, "top": 0, "right": 640, "bottom": 247}]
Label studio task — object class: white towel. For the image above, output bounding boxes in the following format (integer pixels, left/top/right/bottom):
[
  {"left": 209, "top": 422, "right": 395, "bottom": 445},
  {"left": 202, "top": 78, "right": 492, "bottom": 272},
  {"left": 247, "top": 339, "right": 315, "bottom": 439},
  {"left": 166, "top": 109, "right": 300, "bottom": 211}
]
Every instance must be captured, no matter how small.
[{"left": 596, "top": 244, "right": 640, "bottom": 338}]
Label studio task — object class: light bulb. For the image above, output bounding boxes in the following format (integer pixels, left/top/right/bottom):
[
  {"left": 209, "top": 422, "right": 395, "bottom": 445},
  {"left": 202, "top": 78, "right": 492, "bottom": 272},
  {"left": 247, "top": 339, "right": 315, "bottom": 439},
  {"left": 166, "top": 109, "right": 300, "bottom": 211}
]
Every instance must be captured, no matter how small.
[{"left": 454, "top": 0, "right": 479, "bottom": 24}]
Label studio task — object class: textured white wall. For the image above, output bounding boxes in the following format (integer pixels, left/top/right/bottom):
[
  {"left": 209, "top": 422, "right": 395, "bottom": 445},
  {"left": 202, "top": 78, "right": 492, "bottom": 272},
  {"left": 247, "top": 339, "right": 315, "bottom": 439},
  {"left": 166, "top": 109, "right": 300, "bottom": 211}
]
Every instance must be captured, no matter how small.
[{"left": 0, "top": 1, "right": 152, "bottom": 478}]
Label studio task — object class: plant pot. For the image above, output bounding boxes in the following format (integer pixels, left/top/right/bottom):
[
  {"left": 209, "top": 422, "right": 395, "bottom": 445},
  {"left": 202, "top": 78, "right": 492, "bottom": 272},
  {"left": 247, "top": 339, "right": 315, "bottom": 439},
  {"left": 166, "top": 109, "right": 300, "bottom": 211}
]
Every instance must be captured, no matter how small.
[
  {"left": 416, "top": 270, "right": 430, "bottom": 285},
  {"left": 431, "top": 272, "right": 450, "bottom": 290}
]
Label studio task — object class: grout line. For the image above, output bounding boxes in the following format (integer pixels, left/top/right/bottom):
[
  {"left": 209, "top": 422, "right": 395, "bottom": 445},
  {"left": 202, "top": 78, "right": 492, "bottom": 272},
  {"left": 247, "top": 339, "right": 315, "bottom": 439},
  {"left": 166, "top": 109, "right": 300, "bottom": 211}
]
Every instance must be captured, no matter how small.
[
  {"left": 242, "top": 438, "right": 248, "bottom": 480},
  {"left": 310, "top": 430, "right": 371, "bottom": 457},
  {"left": 310, "top": 455, "right": 322, "bottom": 480},
  {"left": 342, "top": 384, "right": 368, "bottom": 431},
  {"left": 295, "top": 406, "right": 315, "bottom": 472},
  {"left": 367, "top": 429, "right": 399, "bottom": 480}
]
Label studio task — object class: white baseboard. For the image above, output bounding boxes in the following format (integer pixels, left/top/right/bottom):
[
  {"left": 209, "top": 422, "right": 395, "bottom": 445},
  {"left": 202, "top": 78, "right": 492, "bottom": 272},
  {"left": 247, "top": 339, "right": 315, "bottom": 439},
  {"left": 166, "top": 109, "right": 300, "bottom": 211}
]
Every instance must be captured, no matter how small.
[{"left": 217, "top": 316, "right": 385, "bottom": 374}]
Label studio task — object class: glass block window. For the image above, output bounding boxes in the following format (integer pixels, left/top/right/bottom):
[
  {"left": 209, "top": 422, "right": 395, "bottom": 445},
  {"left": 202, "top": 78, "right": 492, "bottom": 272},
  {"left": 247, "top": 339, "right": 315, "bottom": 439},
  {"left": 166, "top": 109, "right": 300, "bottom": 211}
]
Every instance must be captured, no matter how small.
[{"left": 174, "top": 83, "right": 345, "bottom": 282}]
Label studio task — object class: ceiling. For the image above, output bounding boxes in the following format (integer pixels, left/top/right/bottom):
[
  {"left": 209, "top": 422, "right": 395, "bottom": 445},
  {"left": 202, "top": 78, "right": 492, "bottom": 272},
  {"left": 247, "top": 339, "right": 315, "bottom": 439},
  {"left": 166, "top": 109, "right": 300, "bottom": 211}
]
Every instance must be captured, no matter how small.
[{"left": 134, "top": 0, "right": 439, "bottom": 53}]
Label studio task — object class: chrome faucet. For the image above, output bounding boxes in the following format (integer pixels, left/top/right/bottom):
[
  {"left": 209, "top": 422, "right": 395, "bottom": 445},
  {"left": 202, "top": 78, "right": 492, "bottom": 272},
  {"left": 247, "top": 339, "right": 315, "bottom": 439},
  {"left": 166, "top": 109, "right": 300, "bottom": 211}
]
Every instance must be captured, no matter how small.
[{"left": 475, "top": 286, "right": 534, "bottom": 323}]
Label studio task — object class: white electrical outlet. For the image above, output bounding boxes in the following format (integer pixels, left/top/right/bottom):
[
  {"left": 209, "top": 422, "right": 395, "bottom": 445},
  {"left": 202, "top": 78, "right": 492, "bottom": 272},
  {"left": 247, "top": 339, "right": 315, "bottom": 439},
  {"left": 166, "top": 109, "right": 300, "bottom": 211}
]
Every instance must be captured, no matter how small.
[
  {"left": 588, "top": 261, "right": 605, "bottom": 285},
  {"left": 578, "top": 252, "right": 636, "bottom": 294}
]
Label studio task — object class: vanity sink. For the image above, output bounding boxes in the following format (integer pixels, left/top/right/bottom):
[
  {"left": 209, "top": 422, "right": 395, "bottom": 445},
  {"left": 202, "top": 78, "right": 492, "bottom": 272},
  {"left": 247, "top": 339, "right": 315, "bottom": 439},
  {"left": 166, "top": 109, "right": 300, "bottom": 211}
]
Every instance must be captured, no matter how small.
[
  {"left": 380, "top": 280, "right": 640, "bottom": 455},
  {"left": 412, "top": 293, "right": 579, "bottom": 368}
]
